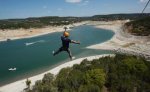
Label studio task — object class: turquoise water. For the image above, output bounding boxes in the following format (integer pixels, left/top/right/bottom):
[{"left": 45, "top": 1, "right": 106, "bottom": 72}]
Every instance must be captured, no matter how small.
[{"left": 0, "top": 25, "right": 114, "bottom": 86}]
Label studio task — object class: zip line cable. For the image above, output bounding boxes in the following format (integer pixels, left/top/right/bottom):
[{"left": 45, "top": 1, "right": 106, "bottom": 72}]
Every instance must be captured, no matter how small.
[{"left": 142, "top": 0, "right": 150, "bottom": 13}]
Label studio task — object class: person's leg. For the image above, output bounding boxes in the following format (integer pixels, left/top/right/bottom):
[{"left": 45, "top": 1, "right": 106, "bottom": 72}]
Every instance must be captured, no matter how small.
[
  {"left": 66, "top": 48, "right": 72, "bottom": 60},
  {"left": 53, "top": 47, "right": 63, "bottom": 56}
]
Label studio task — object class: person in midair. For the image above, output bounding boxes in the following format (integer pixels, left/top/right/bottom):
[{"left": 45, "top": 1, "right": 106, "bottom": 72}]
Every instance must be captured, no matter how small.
[{"left": 53, "top": 29, "right": 80, "bottom": 60}]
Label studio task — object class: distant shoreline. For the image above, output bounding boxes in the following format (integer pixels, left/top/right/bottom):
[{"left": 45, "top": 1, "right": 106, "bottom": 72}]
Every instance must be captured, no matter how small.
[{"left": 0, "top": 22, "right": 87, "bottom": 42}]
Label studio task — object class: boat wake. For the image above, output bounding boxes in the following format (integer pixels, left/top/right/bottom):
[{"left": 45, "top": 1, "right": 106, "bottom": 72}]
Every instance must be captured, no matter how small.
[{"left": 25, "top": 40, "right": 45, "bottom": 46}]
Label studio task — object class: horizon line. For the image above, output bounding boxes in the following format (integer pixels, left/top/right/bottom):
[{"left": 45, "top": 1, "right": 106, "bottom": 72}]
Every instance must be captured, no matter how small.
[{"left": 0, "top": 13, "right": 150, "bottom": 20}]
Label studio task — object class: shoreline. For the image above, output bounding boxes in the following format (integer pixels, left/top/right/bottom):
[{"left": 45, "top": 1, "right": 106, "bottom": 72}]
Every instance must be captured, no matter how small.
[
  {"left": 0, "top": 54, "right": 114, "bottom": 92},
  {"left": 87, "top": 20, "right": 150, "bottom": 60},
  {"left": 0, "top": 22, "right": 87, "bottom": 42}
]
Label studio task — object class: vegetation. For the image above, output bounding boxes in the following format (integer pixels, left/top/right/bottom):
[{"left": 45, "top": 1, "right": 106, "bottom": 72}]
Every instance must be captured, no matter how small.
[
  {"left": 27, "top": 54, "right": 150, "bottom": 92},
  {"left": 0, "top": 17, "right": 87, "bottom": 29},
  {"left": 91, "top": 13, "right": 150, "bottom": 21},
  {"left": 125, "top": 16, "right": 150, "bottom": 36},
  {"left": 0, "top": 13, "right": 150, "bottom": 30},
  {"left": 26, "top": 78, "right": 31, "bottom": 91},
  {"left": 30, "top": 73, "right": 57, "bottom": 92}
]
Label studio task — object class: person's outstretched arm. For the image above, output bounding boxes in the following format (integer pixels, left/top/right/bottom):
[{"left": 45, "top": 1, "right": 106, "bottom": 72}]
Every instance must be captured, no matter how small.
[{"left": 71, "top": 40, "right": 80, "bottom": 44}]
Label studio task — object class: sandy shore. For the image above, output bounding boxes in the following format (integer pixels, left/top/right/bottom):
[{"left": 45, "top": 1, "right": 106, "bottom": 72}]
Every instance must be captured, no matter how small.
[
  {"left": 0, "top": 54, "right": 114, "bottom": 92},
  {"left": 0, "top": 22, "right": 87, "bottom": 42},
  {"left": 87, "top": 21, "right": 150, "bottom": 60}
]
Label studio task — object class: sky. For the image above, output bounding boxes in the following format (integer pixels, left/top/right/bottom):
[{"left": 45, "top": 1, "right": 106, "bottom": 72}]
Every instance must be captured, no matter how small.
[{"left": 0, "top": 0, "right": 150, "bottom": 19}]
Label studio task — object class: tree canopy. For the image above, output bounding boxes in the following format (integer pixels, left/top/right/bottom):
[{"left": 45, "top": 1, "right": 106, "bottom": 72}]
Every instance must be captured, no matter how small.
[{"left": 27, "top": 54, "right": 150, "bottom": 92}]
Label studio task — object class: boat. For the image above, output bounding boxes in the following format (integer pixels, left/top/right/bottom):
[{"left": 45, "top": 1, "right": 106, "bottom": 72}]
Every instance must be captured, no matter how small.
[{"left": 8, "top": 68, "right": 17, "bottom": 71}]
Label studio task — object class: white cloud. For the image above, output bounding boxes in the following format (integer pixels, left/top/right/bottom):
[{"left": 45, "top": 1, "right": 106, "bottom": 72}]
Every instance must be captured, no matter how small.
[
  {"left": 79, "top": 0, "right": 89, "bottom": 6},
  {"left": 83, "top": 0, "right": 89, "bottom": 5},
  {"left": 65, "top": 0, "right": 82, "bottom": 3},
  {"left": 139, "top": 0, "right": 148, "bottom": 3},
  {"left": 85, "top": 0, "right": 89, "bottom": 3}
]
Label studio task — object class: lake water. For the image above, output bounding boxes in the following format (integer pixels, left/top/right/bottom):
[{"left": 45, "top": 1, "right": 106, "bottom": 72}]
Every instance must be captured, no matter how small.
[{"left": 0, "top": 25, "right": 114, "bottom": 86}]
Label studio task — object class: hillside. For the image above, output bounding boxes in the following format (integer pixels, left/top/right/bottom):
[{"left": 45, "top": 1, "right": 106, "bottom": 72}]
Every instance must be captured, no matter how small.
[
  {"left": 26, "top": 54, "right": 150, "bottom": 92},
  {"left": 0, "top": 13, "right": 150, "bottom": 30},
  {"left": 91, "top": 13, "right": 150, "bottom": 21},
  {"left": 124, "top": 16, "right": 150, "bottom": 36},
  {"left": 0, "top": 17, "right": 86, "bottom": 29}
]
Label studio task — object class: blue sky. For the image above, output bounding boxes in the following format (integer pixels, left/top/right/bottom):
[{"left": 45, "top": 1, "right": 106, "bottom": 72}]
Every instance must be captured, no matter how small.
[{"left": 0, "top": 0, "right": 149, "bottom": 19}]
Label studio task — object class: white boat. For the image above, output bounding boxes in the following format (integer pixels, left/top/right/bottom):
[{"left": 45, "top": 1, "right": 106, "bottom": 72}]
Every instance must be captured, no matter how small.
[{"left": 8, "top": 68, "right": 17, "bottom": 71}]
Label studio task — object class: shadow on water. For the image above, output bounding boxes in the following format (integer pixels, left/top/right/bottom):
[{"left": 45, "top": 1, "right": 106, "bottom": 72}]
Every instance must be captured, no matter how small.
[{"left": 0, "top": 25, "right": 114, "bottom": 86}]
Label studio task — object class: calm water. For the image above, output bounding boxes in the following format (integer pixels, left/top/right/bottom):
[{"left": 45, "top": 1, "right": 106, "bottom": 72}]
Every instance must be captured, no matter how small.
[{"left": 0, "top": 25, "right": 114, "bottom": 86}]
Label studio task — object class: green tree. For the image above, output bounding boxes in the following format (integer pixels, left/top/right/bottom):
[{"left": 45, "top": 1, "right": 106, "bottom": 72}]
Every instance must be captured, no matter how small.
[
  {"left": 85, "top": 69, "right": 106, "bottom": 89},
  {"left": 30, "top": 73, "right": 57, "bottom": 92},
  {"left": 26, "top": 78, "right": 31, "bottom": 90},
  {"left": 79, "top": 84, "right": 101, "bottom": 92},
  {"left": 55, "top": 67, "right": 72, "bottom": 92}
]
